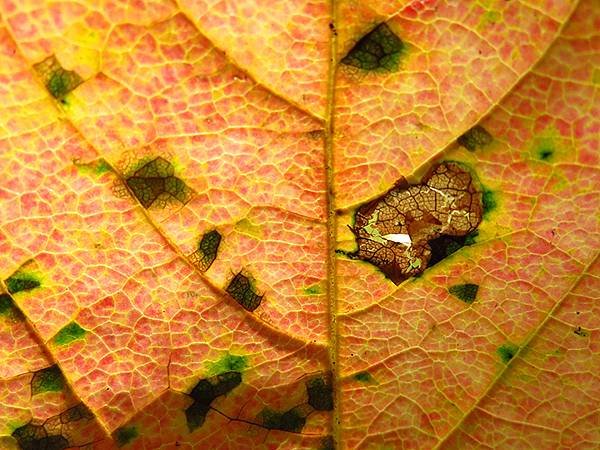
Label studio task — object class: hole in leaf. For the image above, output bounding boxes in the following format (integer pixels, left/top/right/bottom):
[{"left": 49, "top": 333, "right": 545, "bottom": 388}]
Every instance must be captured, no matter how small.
[{"left": 350, "top": 162, "right": 483, "bottom": 284}]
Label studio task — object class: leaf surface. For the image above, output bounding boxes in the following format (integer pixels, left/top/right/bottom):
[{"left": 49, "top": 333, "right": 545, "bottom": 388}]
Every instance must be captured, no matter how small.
[{"left": 0, "top": 0, "right": 598, "bottom": 448}]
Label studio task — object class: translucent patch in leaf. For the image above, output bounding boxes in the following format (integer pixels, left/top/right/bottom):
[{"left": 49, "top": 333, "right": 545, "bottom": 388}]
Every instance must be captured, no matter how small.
[
  {"left": 341, "top": 23, "right": 405, "bottom": 72},
  {"left": 114, "top": 426, "right": 139, "bottom": 447},
  {"left": 457, "top": 125, "right": 493, "bottom": 152},
  {"left": 207, "top": 353, "right": 248, "bottom": 376},
  {"left": 226, "top": 272, "right": 263, "bottom": 311},
  {"left": 5, "top": 272, "right": 40, "bottom": 294},
  {"left": 497, "top": 343, "right": 519, "bottom": 363},
  {"left": 448, "top": 283, "right": 479, "bottom": 304},
  {"left": 33, "top": 55, "right": 83, "bottom": 100},
  {"left": 258, "top": 406, "right": 308, "bottom": 432},
  {"left": 124, "top": 157, "right": 193, "bottom": 209},
  {"left": 53, "top": 322, "right": 87, "bottom": 346},
  {"left": 31, "top": 365, "right": 65, "bottom": 395},
  {"left": 306, "top": 375, "right": 333, "bottom": 411},
  {"left": 190, "top": 230, "right": 222, "bottom": 272},
  {"left": 353, "top": 371, "right": 374, "bottom": 383}
]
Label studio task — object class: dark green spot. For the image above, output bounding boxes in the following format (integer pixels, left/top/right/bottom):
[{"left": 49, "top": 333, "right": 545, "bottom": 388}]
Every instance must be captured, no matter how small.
[
  {"left": 457, "top": 126, "right": 493, "bottom": 152},
  {"left": 190, "top": 371, "right": 242, "bottom": 403},
  {"left": 0, "top": 293, "right": 23, "bottom": 321},
  {"left": 207, "top": 353, "right": 248, "bottom": 376},
  {"left": 482, "top": 187, "right": 497, "bottom": 216},
  {"left": 428, "top": 231, "right": 477, "bottom": 266},
  {"left": 306, "top": 375, "right": 333, "bottom": 411},
  {"left": 353, "top": 371, "right": 373, "bottom": 383},
  {"left": 31, "top": 365, "right": 65, "bottom": 395},
  {"left": 320, "top": 436, "right": 335, "bottom": 450},
  {"left": 185, "top": 400, "right": 211, "bottom": 432},
  {"left": 185, "top": 371, "right": 242, "bottom": 432},
  {"left": 448, "top": 283, "right": 479, "bottom": 304},
  {"left": 33, "top": 55, "right": 83, "bottom": 100},
  {"left": 5, "top": 273, "right": 40, "bottom": 294},
  {"left": 537, "top": 148, "right": 554, "bottom": 161},
  {"left": 125, "top": 157, "right": 193, "bottom": 209},
  {"left": 192, "top": 230, "right": 221, "bottom": 272},
  {"left": 12, "top": 423, "right": 69, "bottom": 450},
  {"left": 115, "top": 426, "right": 138, "bottom": 447},
  {"left": 226, "top": 272, "right": 263, "bottom": 312},
  {"left": 259, "top": 406, "right": 307, "bottom": 433},
  {"left": 53, "top": 322, "right": 86, "bottom": 346},
  {"left": 341, "top": 23, "right": 405, "bottom": 72},
  {"left": 497, "top": 343, "right": 519, "bottom": 364}
]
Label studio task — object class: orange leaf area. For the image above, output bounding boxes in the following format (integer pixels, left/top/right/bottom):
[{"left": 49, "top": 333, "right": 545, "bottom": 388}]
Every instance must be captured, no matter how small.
[{"left": 0, "top": 0, "right": 598, "bottom": 449}]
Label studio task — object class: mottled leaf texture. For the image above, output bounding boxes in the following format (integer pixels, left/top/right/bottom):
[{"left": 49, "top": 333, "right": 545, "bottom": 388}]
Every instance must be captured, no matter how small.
[{"left": 0, "top": 0, "right": 598, "bottom": 449}]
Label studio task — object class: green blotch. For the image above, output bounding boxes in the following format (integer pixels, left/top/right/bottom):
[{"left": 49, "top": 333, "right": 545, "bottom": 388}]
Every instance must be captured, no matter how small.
[
  {"left": 259, "top": 407, "right": 306, "bottom": 433},
  {"left": 306, "top": 376, "right": 333, "bottom": 411},
  {"left": 463, "top": 230, "right": 479, "bottom": 246},
  {"left": 482, "top": 187, "right": 497, "bottom": 216},
  {"left": 353, "top": 371, "right": 374, "bottom": 383},
  {"left": 5, "top": 272, "right": 40, "bottom": 294},
  {"left": 125, "top": 157, "right": 193, "bottom": 209},
  {"left": 497, "top": 343, "right": 519, "bottom": 364},
  {"left": 53, "top": 322, "right": 86, "bottom": 346},
  {"left": 448, "top": 283, "right": 479, "bottom": 304},
  {"left": 226, "top": 272, "right": 263, "bottom": 312},
  {"left": 31, "top": 365, "right": 65, "bottom": 395},
  {"left": 341, "top": 23, "right": 406, "bottom": 72},
  {"left": 207, "top": 353, "right": 248, "bottom": 376},
  {"left": 303, "top": 283, "right": 322, "bottom": 295},
  {"left": 457, "top": 125, "right": 493, "bottom": 152},
  {"left": 115, "top": 426, "right": 138, "bottom": 447}
]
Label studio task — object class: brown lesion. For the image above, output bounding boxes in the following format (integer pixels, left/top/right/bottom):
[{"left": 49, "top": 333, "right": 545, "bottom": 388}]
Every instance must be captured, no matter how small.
[{"left": 350, "top": 162, "right": 483, "bottom": 284}]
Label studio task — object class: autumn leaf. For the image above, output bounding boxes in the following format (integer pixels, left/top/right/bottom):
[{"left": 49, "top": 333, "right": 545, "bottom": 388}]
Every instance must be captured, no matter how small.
[{"left": 0, "top": 0, "right": 598, "bottom": 449}]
